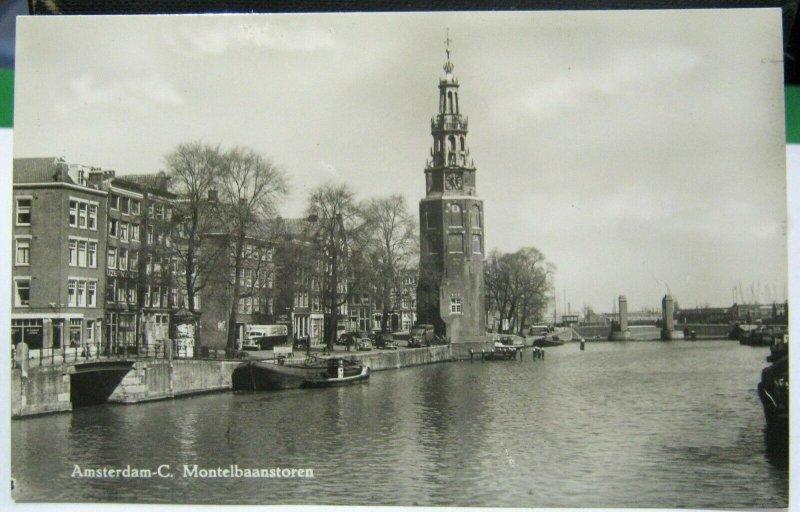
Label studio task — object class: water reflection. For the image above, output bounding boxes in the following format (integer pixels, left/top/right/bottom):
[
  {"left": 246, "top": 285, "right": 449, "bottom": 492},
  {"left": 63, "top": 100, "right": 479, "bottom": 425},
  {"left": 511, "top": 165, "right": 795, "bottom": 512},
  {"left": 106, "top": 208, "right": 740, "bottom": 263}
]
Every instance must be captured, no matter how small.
[{"left": 11, "top": 341, "right": 788, "bottom": 508}]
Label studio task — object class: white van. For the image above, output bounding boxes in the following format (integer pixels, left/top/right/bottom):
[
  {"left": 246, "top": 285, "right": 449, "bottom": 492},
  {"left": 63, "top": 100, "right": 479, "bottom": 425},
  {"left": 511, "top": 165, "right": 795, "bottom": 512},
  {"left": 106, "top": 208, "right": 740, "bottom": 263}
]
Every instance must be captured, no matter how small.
[{"left": 245, "top": 324, "right": 289, "bottom": 350}]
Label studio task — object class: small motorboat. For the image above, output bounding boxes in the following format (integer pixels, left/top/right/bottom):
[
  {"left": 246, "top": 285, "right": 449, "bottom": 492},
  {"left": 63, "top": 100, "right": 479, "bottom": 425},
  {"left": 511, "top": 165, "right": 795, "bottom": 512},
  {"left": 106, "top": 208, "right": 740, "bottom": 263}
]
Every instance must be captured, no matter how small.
[{"left": 232, "top": 357, "right": 369, "bottom": 391}]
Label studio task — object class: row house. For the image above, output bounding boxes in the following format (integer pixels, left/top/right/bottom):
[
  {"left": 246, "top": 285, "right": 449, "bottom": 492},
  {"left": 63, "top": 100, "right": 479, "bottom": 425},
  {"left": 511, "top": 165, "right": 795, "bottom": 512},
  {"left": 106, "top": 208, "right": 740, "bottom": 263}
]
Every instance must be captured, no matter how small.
[
  {"left": 197, "top": 232, "right": 277, "bottom": 348},
  {"left": 87, "top": 171, "right": 179, "bottom": 352},
  {"left": 11, "top": 158, "right": 108, "bottom": 350},
  {"left": 368, "top": 269, "right": 418, "bottom": 333},
  {"left": 272, "top": 218, "right": 325, "bottom": 344}
]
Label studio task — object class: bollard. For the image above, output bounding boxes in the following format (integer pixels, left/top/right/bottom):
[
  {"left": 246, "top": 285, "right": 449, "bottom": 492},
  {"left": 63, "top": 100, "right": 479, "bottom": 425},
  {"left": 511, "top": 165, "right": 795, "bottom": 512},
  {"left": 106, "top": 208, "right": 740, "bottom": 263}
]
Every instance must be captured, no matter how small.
[
  {"left": 541, "top": 349, "right": 545, "bottom": 360},
  {"left": 580, "top": 340, "right": 585, "bottom": 351}
]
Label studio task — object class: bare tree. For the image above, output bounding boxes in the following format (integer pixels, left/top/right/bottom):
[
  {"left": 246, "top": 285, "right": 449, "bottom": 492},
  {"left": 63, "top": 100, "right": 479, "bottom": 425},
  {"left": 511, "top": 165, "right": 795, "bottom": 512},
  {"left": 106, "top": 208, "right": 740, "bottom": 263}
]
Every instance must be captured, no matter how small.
[
  {"left": 485, "top": 247, "right": 554, "bottom": 334},
  {"left": 305, "top": 184, "right": 369, "bottom": 350},
  {"left": 363, "top": 195, "right": 418, "bottom": 333},
  {"left": 165, "top": 142, "right": 221, "bottom": 316},
  {"left": 216, "top": 147, "right": 288, "bottom": 353}
]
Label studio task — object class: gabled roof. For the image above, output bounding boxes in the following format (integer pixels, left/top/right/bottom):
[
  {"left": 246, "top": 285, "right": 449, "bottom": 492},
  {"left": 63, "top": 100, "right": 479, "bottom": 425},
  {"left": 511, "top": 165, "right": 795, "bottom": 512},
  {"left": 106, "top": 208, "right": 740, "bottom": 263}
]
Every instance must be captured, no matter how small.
[{"left": 13, "top": 157, "right": 72, "bottom": 184}]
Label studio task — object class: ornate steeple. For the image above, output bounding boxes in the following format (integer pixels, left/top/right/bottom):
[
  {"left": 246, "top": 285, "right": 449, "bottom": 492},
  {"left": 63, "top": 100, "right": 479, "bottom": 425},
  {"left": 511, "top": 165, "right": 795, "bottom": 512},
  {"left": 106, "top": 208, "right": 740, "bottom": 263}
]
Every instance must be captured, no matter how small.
[{"left": 425, "top": 30, "right": 475, "bottom": 195}]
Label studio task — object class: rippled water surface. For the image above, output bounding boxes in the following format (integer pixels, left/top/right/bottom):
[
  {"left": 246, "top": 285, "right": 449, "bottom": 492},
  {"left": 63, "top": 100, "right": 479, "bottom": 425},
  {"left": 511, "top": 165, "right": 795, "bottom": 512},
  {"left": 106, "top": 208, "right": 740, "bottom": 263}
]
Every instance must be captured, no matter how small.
[{"left": 11, "top": 340, "right": 788, "bottom": 507}]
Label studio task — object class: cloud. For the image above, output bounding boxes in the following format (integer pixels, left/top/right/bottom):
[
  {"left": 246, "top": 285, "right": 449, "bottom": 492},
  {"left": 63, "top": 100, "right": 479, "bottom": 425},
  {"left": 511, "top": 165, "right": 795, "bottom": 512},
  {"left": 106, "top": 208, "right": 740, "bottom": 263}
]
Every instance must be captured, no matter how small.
[
  {"left": 512, "top": 45, "right": 701, "bottom": 121},
  {"left": 167, "top": 21, "right": 336, "bottom": 55},
  {"left": 56, "top": 74, "right": 185, "bottom": 114},
  {"left": 319, "top": 160, "right": 341, "bottom": 177}
]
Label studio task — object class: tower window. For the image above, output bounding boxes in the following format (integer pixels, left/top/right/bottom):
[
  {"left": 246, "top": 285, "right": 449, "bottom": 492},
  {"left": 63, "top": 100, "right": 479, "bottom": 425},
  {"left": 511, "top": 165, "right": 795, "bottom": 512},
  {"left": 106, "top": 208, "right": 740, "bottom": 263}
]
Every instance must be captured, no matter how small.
[
  {"left": 450, "top": 297, "right": 463, "bottom": 314},
  {"left": 448, "top": 233, "right": 463, "bottom": 253},
  {"left": 460, "top": 136, "right": 465, "bottom": 151},
  {"left": 471, "top": 205, "right": 481, "bottom": 228},
  {"left": 448, "top": 91, "right": 453, "bottom": 113},
  {"left": 472, "top": 234, "right": 482, "bottom": 254},
  {"left": 448, "top": 204, "right": 463, "bottom": 227}
]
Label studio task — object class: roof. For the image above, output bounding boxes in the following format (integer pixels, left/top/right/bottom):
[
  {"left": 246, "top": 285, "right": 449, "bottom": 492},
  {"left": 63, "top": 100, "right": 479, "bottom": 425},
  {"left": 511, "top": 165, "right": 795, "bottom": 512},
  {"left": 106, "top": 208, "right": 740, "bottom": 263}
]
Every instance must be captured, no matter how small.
[
  {"left": 13, "top": 157, "right": 73, "bottom": 184},
  {"left": 113, "top": 172, "right": 174, "bottom": 196},
  {"left": 277, "top": 217, "right": 312, "bottom": 237}
]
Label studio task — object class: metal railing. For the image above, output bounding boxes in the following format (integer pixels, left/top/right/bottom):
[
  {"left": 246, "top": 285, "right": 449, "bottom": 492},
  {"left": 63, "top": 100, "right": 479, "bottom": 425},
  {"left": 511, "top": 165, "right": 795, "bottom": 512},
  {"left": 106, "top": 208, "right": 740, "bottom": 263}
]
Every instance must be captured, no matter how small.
[{"left": 11, "top": 340, "right": 228, "bottom": 369}]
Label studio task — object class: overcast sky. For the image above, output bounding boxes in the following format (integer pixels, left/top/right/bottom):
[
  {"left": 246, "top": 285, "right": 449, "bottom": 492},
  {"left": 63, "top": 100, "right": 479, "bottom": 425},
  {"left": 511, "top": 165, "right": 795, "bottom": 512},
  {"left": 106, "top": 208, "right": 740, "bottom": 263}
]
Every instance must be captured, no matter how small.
[{"left": 12, "top": 10, "right": 788, "bottom": 313}]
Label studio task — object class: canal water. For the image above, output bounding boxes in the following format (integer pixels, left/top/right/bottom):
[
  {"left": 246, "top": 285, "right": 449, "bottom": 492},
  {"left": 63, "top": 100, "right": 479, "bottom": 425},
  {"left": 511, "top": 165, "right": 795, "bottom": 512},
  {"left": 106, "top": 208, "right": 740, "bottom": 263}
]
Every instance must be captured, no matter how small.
[{"left": 11, "top": 340, "right": 788, "bottom": 508}]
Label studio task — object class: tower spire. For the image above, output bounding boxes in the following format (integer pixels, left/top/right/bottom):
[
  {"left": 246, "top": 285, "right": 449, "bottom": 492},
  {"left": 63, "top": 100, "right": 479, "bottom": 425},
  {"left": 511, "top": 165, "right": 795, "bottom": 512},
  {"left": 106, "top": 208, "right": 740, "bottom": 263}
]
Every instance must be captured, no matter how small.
[{"left": 443, "top": 28, "right": 454, "bottom": 75}]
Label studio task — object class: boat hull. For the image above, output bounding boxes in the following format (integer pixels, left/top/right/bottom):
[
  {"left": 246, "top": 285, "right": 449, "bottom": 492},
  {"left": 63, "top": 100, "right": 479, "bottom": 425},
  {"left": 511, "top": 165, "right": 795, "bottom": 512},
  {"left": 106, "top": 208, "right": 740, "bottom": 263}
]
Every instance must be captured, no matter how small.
[{"left": 232, "top": 359, "right": 369, "bottom": 391}]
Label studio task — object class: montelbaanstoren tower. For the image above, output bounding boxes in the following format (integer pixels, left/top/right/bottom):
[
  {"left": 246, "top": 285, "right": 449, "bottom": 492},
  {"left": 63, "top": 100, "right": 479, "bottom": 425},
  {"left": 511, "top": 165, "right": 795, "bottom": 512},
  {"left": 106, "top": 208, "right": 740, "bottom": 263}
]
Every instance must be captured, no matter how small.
[{"left": 417, "top": 33, "right": 487, "bottom": 348}]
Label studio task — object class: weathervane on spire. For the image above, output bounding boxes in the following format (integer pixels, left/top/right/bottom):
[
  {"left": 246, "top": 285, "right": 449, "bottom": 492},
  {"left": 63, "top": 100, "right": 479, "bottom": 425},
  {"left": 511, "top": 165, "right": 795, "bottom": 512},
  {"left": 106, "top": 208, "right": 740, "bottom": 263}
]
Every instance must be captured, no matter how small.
[{"left": 443, "top": 28, "right": 454, "bottom": 74}]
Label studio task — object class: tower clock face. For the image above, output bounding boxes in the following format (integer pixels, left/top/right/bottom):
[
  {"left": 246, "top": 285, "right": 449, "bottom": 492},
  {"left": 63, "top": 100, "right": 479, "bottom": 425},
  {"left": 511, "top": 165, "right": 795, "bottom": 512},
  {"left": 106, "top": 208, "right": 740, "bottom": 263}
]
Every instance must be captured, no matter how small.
[{"left": 445, "top": 173, "right": 463, "bottom": 190}]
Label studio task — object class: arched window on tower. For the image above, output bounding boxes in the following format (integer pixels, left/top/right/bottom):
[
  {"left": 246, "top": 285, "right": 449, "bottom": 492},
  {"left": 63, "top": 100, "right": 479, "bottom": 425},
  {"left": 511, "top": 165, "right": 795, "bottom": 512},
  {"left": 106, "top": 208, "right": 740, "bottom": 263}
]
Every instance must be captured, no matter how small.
[
  {"left": 472, "top": 234, "right": 482, "bottom": 254},
  {"left": 471, "top": 205, "right": 481, "bottom": 228},
  {"left": 448, "top": 136, "right": 456, "bottom": 165},
  {"left": 448, "top": 91, "right": 453, "bottom": 113},
  {"left": 460, "top": 136, "right": 465, "bottom": 151},
  {"left": 455, "top": 93, "right": 459, "bottom": 113},
  {"left": 448, "top": 203, "right": 463, "bottom": 227}
]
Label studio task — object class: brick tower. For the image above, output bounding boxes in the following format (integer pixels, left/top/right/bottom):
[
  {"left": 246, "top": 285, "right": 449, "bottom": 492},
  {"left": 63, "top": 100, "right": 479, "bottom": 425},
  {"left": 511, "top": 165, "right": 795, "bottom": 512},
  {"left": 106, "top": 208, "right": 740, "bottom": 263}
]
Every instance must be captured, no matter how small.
[{"left": 416, "top": 34, "right": 487, "bottom": 349}]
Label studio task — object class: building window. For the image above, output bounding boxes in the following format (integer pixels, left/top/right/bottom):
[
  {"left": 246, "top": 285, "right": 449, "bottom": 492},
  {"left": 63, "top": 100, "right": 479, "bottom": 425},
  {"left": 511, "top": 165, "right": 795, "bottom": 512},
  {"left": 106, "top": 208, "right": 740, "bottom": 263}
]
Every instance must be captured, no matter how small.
[
  {"left": 77, "top": 240, "right": 87, "bottom": 267},
  {"left": 86, "top": 320, "right": 95, "bottom": 343},
  {"left": 78, "top": 203, "right": 88, "bottom": 228},
  {"left": 118, "top": 248, "right": 128, "bottom": 270},
  {"left": 68, "top": 240, "right": 77, "bottom": 266},
  {"left": 70, "top": 319, "right": 82, "bottom": 346},
  {"left": 107, "top": 247, "right": 117, "bottom": 269},
  {"left": 88, "top": 242, "right": 97, "bottom": 268},
  {"left": 129, "top": 250, "right": 138, "bottom": 271},
  {"left": 106, "top": 280, "right": 115, "bottom": 304},
  {"left": 472, "top": 234, "right": 482, "bottom": 254},
  {"left": 88, "top": 205, "right": 97, "bottom": 230},
  {"left": 131, "top": 223, "right": 140, "bottom": 241},
  {"left": 68, "top": 280, "right": 77, "bottom": 307},
  {"left": 131, "top": 200, "right": 141, "bottom": 215},
  {"left": 144, "top": 286, "right": 151, "bottom": 307},
  {"left": 448, "top": 233, "right": 463, "bottom": 253},
  {"left": 77, "top": 281, "right": 86, "bottom": 307},
  {"left": 109, "top": 219, "right": 118, "bottom": 238},
  {"left": 88, "top": 282, "right": 96, "bottom": 307},
  {"left": 120, "top": 197, "right": 129, "bottom": 214},
  {"left": 110, "top": 194, "right": 119, "bottom": 210},
  {"left": 15, "top": 279, "right": 30, "bottom": 307},
  {"left": 471, "top": 205, "right": 481, "bottom": 229},
  {"left": 151, "top": 286, "right": 160, "bottom": 308},
  {"left": 117, "top": 281, "right": 126, "bottom": 303},
  {"left": 16, "top": 198, "right": 32, "bottom": 225},
  {"left": 450, "top": 297, "right": 463, "bottom": 314},
  {"left": 128, "top": 285, "right": 137, "bottom": 305},
  {"left": 119, "top": 222, "right": 128, "bottom": 242},
  {"left": 448, "top": 203, "right": 463, "bottom": 227},
  {"left": 15, "top": 238, "right": 30, "bottom": 265}
]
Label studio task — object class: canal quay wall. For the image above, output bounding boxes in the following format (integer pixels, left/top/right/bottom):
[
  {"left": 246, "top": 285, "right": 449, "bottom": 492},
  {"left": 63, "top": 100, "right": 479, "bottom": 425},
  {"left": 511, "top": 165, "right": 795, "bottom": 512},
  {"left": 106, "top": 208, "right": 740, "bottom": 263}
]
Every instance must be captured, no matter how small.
[{"left": 11, "top": 344, "right": 476, "bottom": 418}]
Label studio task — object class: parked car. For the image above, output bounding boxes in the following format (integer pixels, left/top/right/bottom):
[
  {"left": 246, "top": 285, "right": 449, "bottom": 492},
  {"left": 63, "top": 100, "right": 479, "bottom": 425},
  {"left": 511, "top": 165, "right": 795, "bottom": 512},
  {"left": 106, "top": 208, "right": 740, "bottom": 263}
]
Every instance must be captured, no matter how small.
[
  {"left": 339, "top": 331, "right": 369, "bottom": 347},
  {"left": 374, "top": 333, "right": 398, "bottom": 350},
  {"left": 356, "top": 338, "right": 373, "bottom": 351}
]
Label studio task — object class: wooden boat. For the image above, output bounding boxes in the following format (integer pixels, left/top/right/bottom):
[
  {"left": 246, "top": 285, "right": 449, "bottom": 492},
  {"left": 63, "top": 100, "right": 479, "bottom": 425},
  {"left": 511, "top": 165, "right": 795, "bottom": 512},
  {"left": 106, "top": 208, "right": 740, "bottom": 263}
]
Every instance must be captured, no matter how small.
[
  {"left": 532, "top": 337, "right": 565, "bottom": 348},
  {"left": 232, "top": 357, "right": 369, "bottom": 391}
]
